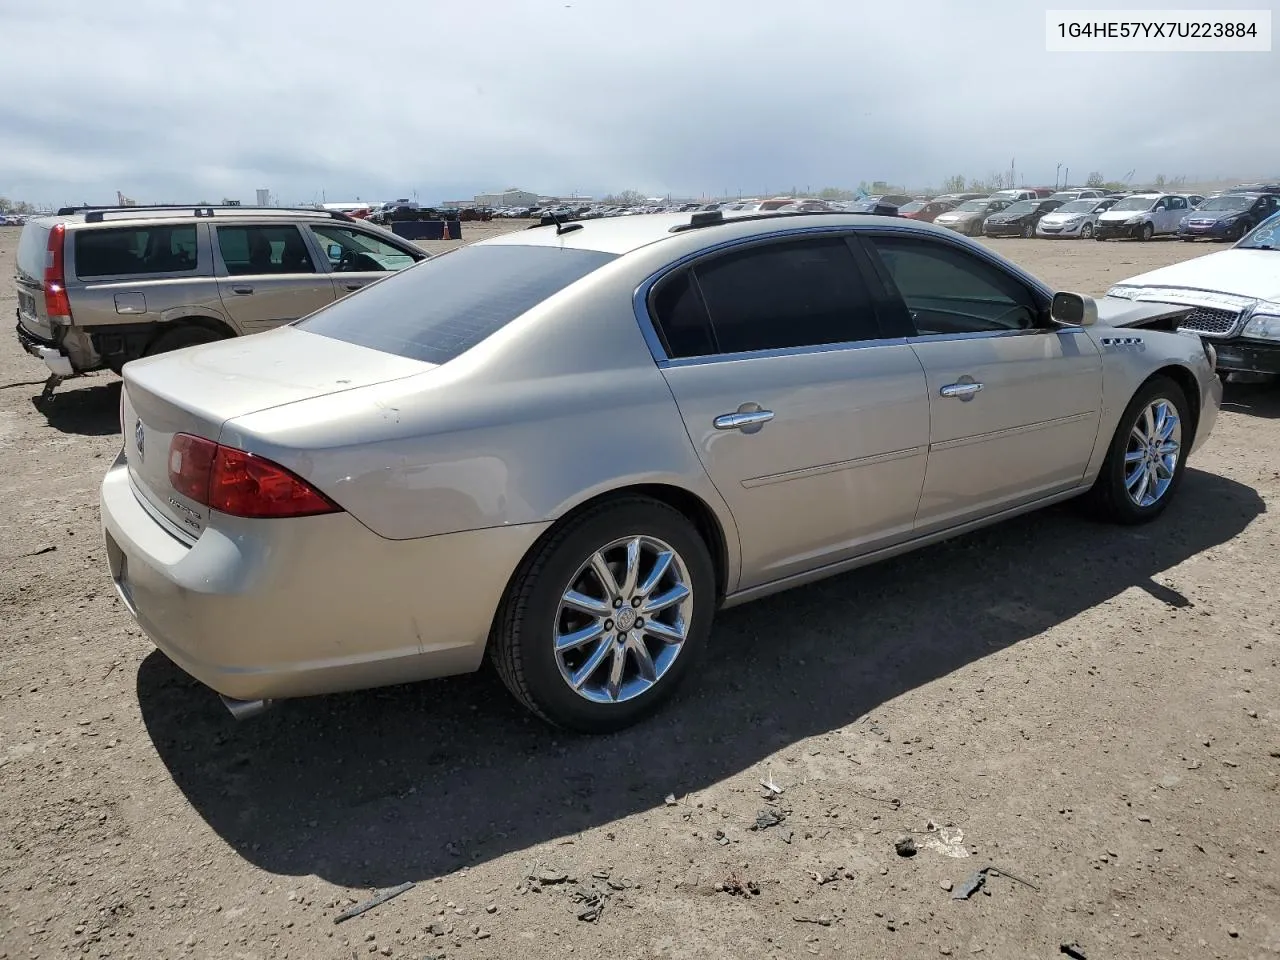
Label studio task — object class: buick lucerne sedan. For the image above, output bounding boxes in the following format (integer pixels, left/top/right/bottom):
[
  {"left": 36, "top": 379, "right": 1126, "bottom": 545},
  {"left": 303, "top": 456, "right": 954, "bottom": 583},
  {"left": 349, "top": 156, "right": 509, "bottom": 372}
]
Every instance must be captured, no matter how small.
[{"left": 102, "top": 211, "right": 1222, "bottom": 732}]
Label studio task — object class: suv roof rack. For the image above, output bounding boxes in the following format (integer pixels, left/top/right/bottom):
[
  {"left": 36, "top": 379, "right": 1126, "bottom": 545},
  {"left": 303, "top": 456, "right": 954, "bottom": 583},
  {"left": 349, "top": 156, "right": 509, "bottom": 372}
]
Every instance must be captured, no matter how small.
[{"left": 56, "top": 204, "right": 356, "bottom": 224}]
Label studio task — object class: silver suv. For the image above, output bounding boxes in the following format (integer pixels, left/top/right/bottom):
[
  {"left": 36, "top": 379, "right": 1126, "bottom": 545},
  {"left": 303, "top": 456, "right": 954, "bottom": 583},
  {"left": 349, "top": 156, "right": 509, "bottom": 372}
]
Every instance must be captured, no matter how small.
[{"left": 14, "top": 204, "right": 428, "bottom": 397}]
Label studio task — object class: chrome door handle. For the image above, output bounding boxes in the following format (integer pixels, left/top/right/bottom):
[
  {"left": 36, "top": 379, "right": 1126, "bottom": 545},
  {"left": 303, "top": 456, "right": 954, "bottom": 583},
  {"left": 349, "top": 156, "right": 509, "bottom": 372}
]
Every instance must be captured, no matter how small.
[
  {"left": 940, "top": 381, "right": 983, "bottom": 400},
  {"left": 714, "top": 410, "right": 774, "bottom": 430},
  {"left": 342, "top": 282, "right": 364, "bottom": 291}
]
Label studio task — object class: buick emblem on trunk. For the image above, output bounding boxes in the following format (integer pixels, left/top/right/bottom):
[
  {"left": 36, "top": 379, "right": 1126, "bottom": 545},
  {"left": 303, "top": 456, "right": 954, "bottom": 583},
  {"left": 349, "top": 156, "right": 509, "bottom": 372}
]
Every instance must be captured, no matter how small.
[{"left": 134, "top": 420, "right": 145, "bottom": 460}]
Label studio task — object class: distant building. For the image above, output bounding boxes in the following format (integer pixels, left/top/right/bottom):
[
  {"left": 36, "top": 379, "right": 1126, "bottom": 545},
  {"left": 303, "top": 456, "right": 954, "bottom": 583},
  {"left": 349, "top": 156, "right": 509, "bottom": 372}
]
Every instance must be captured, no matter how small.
[{"left": 474, "top": 187, "right": 539, "bottom": 208}]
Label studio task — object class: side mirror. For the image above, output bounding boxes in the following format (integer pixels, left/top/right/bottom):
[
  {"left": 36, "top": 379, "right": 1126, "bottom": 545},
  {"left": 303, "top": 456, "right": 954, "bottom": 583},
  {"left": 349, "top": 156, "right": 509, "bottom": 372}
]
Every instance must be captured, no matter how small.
[{"left": 1051, "top": 291, "right": 1098, "bottom": 327}]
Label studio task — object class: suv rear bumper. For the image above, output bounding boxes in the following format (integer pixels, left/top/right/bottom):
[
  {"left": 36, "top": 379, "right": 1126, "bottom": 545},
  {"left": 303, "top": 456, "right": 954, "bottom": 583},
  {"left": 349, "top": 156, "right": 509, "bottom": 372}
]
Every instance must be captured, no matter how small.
[{"left": 15, "top": 321, "right": 75, "bottom": 377}]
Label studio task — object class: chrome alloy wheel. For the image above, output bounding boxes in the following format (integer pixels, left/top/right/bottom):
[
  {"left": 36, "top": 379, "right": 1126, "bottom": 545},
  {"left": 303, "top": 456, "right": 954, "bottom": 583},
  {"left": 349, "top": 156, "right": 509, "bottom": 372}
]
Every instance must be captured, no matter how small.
[
  {"left": 1124, "top": 398, "right": 1182, "bottom": 507},
  {"left": 554, "top": 536, "right": 694, "bottom": 704}
]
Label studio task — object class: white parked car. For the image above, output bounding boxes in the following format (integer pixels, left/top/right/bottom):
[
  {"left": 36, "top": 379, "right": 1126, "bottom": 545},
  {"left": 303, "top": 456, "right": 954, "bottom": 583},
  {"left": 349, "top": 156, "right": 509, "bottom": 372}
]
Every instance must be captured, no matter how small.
[
  {"left": 1106, "top": 211, "right": 1280, "bottom": 377},
  {"left": 1094, "top": 193, "right": 1192, "bottom": 241},
  {"left": 1036, "top": 197, "right": 1120, "bottom": 239}
]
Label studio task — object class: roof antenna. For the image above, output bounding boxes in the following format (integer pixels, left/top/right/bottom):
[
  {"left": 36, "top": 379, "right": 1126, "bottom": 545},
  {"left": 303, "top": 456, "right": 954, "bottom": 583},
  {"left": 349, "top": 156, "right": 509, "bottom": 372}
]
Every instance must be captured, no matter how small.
[{"left": 534, "top": 210, "right": 583, "bottom": 234}]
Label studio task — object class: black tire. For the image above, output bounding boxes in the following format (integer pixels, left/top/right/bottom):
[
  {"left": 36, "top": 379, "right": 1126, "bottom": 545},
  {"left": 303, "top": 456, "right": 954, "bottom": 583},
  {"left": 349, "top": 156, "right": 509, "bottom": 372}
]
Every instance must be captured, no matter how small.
[
  {"left": 145, "top": 324, "right": 226, "bottom": 357},
  {"left": 489, "top": 496, "right": 716, "bottom": 733},
  {"left": 1139, "top": 222, "right": 1154, "bottom": 241},
  {"left": 1084, "top": 375, "right": 1191, "bottom": 524},
  {"left": 1226, "top": 220, "right": 1247, "bottom": 241}
]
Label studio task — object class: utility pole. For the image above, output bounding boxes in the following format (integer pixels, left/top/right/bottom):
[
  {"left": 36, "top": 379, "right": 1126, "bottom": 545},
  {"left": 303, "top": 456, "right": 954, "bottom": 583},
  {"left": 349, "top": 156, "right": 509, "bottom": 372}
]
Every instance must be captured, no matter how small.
[{"left": 1055, "top": 163, "right": 1061, "bottom": 189}]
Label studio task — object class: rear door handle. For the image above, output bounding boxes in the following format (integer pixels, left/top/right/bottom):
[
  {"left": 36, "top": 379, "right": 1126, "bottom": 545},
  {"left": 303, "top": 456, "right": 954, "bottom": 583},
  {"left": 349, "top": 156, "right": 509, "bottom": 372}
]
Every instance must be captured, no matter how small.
[
  {"left": 713, "top": 409, "right": 774, "bottom": 431},
  {"left": 231, "top": 286, "right": 254, "bottom": 295},
  {"left": 940, "top": 382, "right": 983, "bottom": 400},
  {"left": 343, "top": 282, "right": 365, "bottom": 291}
]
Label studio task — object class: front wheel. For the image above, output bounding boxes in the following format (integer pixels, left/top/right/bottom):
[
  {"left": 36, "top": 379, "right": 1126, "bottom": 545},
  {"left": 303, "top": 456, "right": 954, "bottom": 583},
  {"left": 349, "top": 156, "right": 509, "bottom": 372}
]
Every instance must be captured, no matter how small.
[
  {"left": 1022, "top": 222, "right": 1035, "bottom": 238},
  {"left": 1139, "top": 222, "right": 1154, "bottom": 241},
  {"left": 1079, "top": 222, "right": 1094, "bottom": 239},
  {"left": 489, "top": 497, "right": 716, "bottom": 732},
  {"left": 1084, "top": 375, "right": 1190, "bottom": 524}
]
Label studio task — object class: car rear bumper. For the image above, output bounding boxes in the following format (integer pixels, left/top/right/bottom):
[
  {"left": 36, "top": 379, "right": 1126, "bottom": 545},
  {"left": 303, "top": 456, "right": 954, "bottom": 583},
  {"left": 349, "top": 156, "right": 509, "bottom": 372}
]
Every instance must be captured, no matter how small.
[
  {"left": 100, "top": 452, "right": 550, "bottom": 702},
  {"left": 1209, "top": 337, "right": 1280, "bottom": 376},
  {"left": 15, "top": 321, "right": 75, "bottom": 377}
]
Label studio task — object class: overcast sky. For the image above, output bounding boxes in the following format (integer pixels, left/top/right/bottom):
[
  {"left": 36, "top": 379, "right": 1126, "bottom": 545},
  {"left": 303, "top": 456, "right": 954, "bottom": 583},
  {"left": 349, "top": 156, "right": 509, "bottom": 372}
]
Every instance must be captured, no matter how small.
[{"left": 1, "top": 0, "right": 1275, "bottom": 206}]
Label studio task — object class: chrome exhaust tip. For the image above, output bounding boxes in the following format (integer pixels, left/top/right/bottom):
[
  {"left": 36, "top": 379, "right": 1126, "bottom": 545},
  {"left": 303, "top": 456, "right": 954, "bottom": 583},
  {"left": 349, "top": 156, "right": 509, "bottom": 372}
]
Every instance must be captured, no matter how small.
[{"left": 220, "top": 695, "right": 274, "bottom": 721}]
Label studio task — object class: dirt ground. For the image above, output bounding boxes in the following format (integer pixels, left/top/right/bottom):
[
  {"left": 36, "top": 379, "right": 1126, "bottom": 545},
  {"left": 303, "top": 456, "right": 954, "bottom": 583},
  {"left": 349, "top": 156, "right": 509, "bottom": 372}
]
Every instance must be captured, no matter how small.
[{"left": 1, "top": 221, "right": 1277, "bottom": 960}]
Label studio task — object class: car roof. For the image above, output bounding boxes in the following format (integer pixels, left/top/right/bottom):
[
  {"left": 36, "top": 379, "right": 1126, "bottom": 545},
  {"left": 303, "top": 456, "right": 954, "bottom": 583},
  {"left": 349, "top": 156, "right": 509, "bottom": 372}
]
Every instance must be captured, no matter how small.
[{"left": 476, "top": 211, "right": 944, "bottom": 256}]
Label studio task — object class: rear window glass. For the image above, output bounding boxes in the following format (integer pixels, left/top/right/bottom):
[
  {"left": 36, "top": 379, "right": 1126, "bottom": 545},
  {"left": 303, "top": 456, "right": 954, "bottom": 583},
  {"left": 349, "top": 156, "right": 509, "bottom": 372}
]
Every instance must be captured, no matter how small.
[
  {"left": 296, "top": 244, "right": 616, "bottom": 365},
  {"left": 16, "top": 222, "right": 52, "bottom": 282},
  {"left": 75, "top": 225, "right": 198, "bottom": 278}
]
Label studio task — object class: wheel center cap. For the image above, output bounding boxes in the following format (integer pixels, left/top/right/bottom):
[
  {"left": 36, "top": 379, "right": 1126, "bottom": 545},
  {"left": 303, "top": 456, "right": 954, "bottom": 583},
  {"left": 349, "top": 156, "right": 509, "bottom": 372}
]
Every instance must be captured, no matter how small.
[{"left": 615, "top": 607, "right": 637, "bottom": 631}]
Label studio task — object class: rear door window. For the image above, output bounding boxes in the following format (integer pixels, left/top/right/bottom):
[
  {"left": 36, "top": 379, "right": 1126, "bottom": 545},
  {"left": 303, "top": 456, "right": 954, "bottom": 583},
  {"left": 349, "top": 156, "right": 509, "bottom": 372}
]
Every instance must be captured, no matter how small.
[
  {"left": 296, "top": 244, "right": 616, "bottom": 365},
  {"left": 688, "top": 236, "right": 882, "bottom": 356},
  {"left": 74, "top": 225, "right": 199, "bottom": 278},
  {"left": 217, "top": 225, "right": 316, "bottom": 276}
]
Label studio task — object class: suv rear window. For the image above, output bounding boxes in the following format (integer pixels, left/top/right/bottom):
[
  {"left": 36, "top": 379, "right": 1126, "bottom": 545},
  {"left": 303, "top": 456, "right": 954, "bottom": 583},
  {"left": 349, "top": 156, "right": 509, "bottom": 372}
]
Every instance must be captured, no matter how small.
[
  {"left": 296, "top": 244, "right": 616, "bottom": 365},
  {"left": 74, "top": 225, "right": 198, "bottom": 278}
]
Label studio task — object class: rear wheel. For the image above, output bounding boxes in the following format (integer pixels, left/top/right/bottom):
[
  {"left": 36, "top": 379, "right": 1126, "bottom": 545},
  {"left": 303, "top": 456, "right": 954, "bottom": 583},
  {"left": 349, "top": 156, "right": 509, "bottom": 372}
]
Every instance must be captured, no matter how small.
[
  {"left": 144, "top": 324, "right": 227, "bottom": 357},
  {"left": 490, "top": 496, "right": 715, "bottom": 732},
  {"left": 1084, "top": 375, "right": 1190, "bottom": 524}
]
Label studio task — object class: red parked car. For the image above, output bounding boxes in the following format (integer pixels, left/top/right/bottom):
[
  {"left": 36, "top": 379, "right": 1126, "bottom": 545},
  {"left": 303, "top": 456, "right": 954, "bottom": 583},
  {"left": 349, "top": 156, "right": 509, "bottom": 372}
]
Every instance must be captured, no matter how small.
[{"left": 898, "top": 198, "right": 958, "bottom": 223}]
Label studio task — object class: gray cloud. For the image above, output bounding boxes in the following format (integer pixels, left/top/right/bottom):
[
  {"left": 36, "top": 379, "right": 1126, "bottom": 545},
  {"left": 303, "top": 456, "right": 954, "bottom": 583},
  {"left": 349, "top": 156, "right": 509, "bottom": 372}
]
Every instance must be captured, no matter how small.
[{"left": 1, "top": 0, "right": 1276, "bottom": 206}]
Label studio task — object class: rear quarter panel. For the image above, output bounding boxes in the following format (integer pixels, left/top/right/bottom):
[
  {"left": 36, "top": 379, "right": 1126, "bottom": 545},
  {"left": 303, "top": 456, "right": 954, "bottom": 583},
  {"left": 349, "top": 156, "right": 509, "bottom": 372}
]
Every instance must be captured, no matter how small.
[
  {"left": 1083, "top": 325, "right": 1218, "bottom": 480},
  {"left": 218, "top": 253, "right": 744, "bottom": 589}
]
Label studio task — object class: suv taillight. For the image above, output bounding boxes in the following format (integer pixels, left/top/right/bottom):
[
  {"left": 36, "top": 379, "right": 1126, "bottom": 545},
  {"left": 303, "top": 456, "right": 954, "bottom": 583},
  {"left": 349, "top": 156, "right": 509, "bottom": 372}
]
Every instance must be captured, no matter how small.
[
  {"left": 43, "top": 223, "right": 72, "bottom": 323},
  {"left": 168, "top": 434, "right": 341, "bottom": 519}
]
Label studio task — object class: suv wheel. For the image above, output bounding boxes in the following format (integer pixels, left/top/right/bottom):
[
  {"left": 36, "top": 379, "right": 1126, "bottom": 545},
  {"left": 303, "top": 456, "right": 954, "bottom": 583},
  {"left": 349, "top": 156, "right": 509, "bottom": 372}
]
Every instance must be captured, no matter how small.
[
  {"left": 145, "top": 325, "right": 227, "bottom": 357},
  {"left": 490, "top": 496, "right": 715, "bottom": 732}
]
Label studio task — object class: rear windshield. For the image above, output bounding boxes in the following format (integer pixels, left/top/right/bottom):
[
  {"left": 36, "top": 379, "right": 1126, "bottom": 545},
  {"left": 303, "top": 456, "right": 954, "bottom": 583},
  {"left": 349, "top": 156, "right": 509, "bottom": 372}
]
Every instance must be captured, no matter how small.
[
  {"left": 75, "top": 225, "right": 198, "bottom": 277},
  {"left": 16, "top": 221, "right": 53, "bottom": 282},
  {"left": 296, "top": 243, "right": 617, "bottom": 365}
]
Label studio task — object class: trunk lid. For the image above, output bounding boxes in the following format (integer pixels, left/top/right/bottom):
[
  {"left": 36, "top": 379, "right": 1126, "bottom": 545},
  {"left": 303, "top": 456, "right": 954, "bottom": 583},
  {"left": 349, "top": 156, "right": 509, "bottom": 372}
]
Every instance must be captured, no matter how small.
[{"left": 122, "top": 326, "right": 434, "bottom": 537}]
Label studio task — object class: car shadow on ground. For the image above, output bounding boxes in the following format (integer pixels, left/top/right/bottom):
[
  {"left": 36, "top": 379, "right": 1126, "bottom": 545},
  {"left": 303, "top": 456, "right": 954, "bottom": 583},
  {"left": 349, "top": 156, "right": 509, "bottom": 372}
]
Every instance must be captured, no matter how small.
[
  {"left": 33, "top": 379, "right": 121, "bottom": 436},
  {"left": 1220, "top": 380, "right": 1280, "bottom": 420},
  {"left": 136, "top": 467, "right": 1263, "bottom": 889}
]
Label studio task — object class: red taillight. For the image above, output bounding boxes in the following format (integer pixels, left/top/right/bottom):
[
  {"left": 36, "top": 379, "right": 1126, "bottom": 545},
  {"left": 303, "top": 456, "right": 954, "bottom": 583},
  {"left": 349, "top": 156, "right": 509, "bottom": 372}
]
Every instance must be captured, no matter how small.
[
  {"left": 43, "top": 223, "right": 72, "bottom": 321},
  {"left": 167, "top": 433, "right": 340, "bottom": 519}
]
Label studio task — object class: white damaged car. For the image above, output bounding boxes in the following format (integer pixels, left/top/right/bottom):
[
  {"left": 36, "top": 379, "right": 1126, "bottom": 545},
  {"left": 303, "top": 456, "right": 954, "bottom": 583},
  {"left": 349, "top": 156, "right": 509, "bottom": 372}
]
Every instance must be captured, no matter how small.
[{"left": 1106, "top": 211, "right": 1280, "bottom": 377}]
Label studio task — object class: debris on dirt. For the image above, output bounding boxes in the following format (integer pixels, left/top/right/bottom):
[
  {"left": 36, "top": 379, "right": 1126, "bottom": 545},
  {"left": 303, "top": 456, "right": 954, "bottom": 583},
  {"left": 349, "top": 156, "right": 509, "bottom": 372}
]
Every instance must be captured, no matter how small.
[
  {"left": 332, "top": 881, "right": 415, "bottom": 924},
  {"left": 571, "top": 884, "right": 610, "bottom": 922},
  {"left": 793, "top": 914, "right": 834, "bottom": 926},
  {"left": 760, "top": 767, "right": 784, "bottom": 797},
  {"left": 664, "top": 793, "right": 679, "bottom": 806},
  {"left": 780, "top": 830, "right": 794, "bottom": 844},
  {"left": 535, "top": 869, "right": 570, "bottom": 885},
  {"left": 753, "top": 808, "right": 787, "bottom": 831},
  {"left": 718, "top": 873, "right": 761, "bottom": 897},
  {"left": 985, "top": 865, "right": 1040, "bottom": 891},
  {"left": 918, "top": 823, "right": 971, "bottom": 858},
  {"left": 951, "top": 871, "right": 987, "bottom": 900},
  {"left": 809, "top": 867, "right": 842, "bottom": 885},
  {"left": 714, "top": 829, "right": 730, "bottom": 846},
  {"left": 1060, "top": 942, "right": 1088, "bottom": 959},
  {"left": 851, "top": 790, "right": 902, "bottom": 809},
  {"left": 895, "top": 835, "right": 918, "bottom": 857},
  {"left": 940, "top": 879, "right": 954, "bottom": 892}
]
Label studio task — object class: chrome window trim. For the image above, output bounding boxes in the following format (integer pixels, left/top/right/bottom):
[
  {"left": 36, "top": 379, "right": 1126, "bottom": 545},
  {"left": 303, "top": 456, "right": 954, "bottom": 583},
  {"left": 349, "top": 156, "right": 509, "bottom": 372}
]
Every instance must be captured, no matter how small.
[{"left": 631, "top": 221, "right": 1062, "bottom": 367}]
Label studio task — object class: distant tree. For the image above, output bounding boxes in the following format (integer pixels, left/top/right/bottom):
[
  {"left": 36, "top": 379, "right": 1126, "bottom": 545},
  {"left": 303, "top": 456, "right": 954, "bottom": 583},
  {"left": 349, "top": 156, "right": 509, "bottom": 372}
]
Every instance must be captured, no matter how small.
[
  {"left": 1085, "top": 171, "right": 1106, "bottom": 187},
  {"left": 1152, "top": 174, "right": 1166, "bottom": 189},
  {"left": 602, "top": 189, "right": 645, "bottom": 205},
  {"left": 941, "top": 175, "right": 967, "bottom": 194},
  {"left": 817, "top": 187, "right": 855, "bottom": 200}
]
